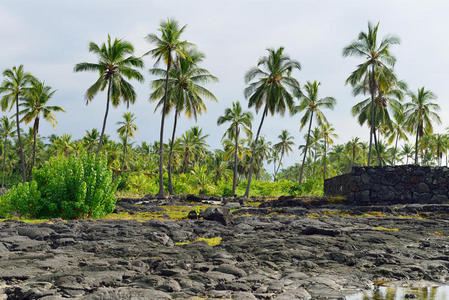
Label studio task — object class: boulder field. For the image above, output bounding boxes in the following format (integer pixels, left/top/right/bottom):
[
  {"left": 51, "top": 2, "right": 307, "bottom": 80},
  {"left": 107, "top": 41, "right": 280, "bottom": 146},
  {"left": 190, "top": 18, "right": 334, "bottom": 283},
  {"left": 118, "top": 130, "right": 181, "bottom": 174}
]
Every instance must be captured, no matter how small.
[{"left": 1, "top": 197, "right": 449, "bottom": 299}]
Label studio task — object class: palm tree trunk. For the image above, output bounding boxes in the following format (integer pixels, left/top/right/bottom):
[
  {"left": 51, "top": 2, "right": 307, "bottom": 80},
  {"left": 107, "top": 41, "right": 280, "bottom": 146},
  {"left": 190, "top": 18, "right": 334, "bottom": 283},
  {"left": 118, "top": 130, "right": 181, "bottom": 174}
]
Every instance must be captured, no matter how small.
[
  {"left": 323, "top": 138, "right": 327, "bottom": 182},
  {"left": 232, "top": 128, "right": 239, "bottom": 197},
  {"left": 414, "top": 126, "right": 420, "bottom": 165},
  {"left": 392, "top": 134, "right": 399, "bottom": 165},
  {"left": 275, "top": 152, "right": 284, "bottom": 179},
  {"left": 31, "top": 117, "right": 39, "bottom": 175},
  {"left": 120, "top": 134, "right": 128, "bottom": 174},
  {"left": 373, "top": 127, "right": 382, "bottom": 166},
  {"left": 96, "top": 78, "right": 112, "bottom": 158},
  {"left": 2, "top": 136, "right": 7, "bottom": 188},
  {"left": 167, "top": 109, "right": 179, "bottom": 195},
  {"left": 15, "top": 95, "right": 26, "bottom": 182},
  {"left": 299, "top": 111, "right": 314, "bottom": 185},
  {"left": 352, "top": 147, "right": 356, "bottom": 168},
  {"left": 157, "top": 56, "right": 172, "bottom": 198},
  {"left": 244, "top": 105, "right": 268, "bottom": 198},
  {"left": 367, "top": 65, "right": 376, "bottom": 167}
]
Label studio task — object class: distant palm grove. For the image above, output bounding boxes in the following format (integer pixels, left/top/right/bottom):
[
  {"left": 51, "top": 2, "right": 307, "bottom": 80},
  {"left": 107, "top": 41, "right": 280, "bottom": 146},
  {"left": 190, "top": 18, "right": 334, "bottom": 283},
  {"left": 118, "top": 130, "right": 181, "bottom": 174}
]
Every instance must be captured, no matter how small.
[{"left": 0, "top": 20, "right": 446, "bottom": 198}]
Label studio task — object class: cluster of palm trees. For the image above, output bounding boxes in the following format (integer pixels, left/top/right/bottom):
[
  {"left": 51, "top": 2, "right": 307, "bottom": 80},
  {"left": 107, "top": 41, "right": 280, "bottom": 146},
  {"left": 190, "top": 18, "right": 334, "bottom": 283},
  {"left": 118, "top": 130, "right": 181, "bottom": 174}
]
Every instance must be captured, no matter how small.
[{"left": 0, "top": 19, "right": 447, "bottom": 198}]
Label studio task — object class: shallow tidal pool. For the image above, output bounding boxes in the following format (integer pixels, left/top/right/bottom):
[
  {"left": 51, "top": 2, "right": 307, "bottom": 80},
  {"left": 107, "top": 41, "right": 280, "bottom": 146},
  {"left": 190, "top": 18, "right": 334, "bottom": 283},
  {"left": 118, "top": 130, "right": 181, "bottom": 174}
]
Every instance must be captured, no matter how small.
[{"left": 347, "top": 285, "right": 449, "bottom": 300}]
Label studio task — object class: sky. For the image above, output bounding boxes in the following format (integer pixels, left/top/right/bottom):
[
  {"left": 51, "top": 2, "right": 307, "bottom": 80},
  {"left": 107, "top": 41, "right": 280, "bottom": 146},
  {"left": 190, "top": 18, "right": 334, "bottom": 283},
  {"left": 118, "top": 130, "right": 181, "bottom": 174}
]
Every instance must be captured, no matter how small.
[{"left": 1, "top": 0, "right": 449, "bottom": 170}]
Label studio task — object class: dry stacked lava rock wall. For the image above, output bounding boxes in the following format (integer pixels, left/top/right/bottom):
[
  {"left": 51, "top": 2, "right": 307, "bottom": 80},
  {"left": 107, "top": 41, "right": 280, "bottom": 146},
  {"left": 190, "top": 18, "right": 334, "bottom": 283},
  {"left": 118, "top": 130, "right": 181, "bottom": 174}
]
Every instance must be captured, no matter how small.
[{"left": 324, "top": 165, "right": 449, "bottom": 205}]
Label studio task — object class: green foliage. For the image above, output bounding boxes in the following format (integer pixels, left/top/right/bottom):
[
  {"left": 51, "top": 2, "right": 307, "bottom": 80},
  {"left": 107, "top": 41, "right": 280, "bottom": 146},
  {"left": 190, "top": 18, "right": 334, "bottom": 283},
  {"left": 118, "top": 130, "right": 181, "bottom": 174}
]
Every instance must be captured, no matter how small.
[{"left": 0, "top": 153, "right": 117, "bottom": 219}]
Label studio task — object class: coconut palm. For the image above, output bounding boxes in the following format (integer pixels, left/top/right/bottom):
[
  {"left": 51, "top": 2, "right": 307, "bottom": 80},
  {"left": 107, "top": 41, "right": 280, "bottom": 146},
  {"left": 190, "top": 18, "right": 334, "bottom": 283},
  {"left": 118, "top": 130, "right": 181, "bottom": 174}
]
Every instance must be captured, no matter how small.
[
  {"left": 0, "top": 65, "right": 34, "bottom": 182},
  {"left": 253, "top": 136, "right": 272, "bottom": 180},
  {"left": 151, "top": 48, "right": 217, "bottom": 194},
  {"left": 179, "top": 126, "right": 209, "bottom": 172},
  {"left": 295, "top": 81, "right": 336, "bottom": 185},
  {"left": 19, "top": 79, "right": 65, "bottom": 173},
  {"left": 145, "top": 18, "right": 191, "bottom": 198},
  {"left": 431, "top": 134, "right": 448, "bottom": 166},
  {"left": 387, "top": 103, "right": 408, "bottom": 165},
  {"left": 116, "top": 112, "right": 138, "bottom": 173},
  {"left": 343, "top": 22, "right": 399, "bottom": 166},
  {"left": 53, "top": 133, "right": 73, "bottom": 157},
  {"left": 346, "top": 137, "right": 364, "bottom": 168},
  {"left": 74, "top": 35, "right": 144, "bottom": 157},
  {"left": 273, "top": 130, "right": 294, "bottom": 179},
  {"left": 321, "top": 123, "right": 337, "bottom": 181},
  {"left": 243, "top": 47, "right": 301, "bottom": 198},
  {"left": 0, "top": 116, "right": 15, "bottom": 188},
  {"left": 217, "top": 101, "right": 253, "bottom": 196},
  {"left": 404, "top": 87, "right": 441, "bottom": 165},
  {"left": 399, "top": 144, "right": 414, "bottom": 165},
  {"left": 83, "top": 129, "right": 100, "bottom": 153}
]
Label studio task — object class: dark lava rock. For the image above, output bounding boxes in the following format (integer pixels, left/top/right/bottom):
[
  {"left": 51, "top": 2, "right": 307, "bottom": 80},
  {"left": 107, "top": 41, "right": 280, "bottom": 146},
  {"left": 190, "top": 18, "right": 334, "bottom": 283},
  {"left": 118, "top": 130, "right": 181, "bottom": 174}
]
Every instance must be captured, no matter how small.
[{"left": 200, "top": 207, "right": 231, "bottom": 225}]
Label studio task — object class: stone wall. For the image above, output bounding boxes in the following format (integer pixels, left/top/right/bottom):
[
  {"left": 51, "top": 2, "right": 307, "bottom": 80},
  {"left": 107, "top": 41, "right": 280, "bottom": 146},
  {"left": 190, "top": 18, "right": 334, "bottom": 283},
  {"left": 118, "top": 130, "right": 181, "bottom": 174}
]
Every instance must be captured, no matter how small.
[{"left": 324, "top": 165, "right": 449, "bottom": 205}]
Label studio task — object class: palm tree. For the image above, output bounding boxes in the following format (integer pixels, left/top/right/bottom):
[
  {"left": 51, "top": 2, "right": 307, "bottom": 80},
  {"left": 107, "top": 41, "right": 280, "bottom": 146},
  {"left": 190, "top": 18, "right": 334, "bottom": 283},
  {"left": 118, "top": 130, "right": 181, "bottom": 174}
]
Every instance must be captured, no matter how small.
[
  {"left": 253, "top": 136, "right": 272, "bottom": 180},
  {"left": 404, "top": 87, "right": 441, "bottom": 165},
  {"left": 431, "top": 134, "right": 448, "bottom": 166},
  {"left": 329, "top": 144, "right": 345, "bottom": 174},
  {"left": 74, "top": 35, "right": 144, "bottom": 157},
  {"left": 83, "top": 128, "right": 100, "bottom": 153},
  {"left": 0, "top": 65, "right": 34, "bottom": 182},
  {"left": 53, "top": 133, "right": 73, "bottom": 157},
  {"left": 145, "top": 18, "right": 191, "bottom": 198},
  {"left": 0, "top": 116, "right": 15, "bottom": 188},
  {"left": 217, "top": 101, "right": 253, "bottom": 196},
  {"left": 19, "top": 79, "right": 65, "bottom": 173},
  {"left": 151, "top": 48, "right": 217, "bottom": 194},
  {"left": 273, "top": 130, "right": 294, "bottom": 179},
  {"left": 343, "top": 22, "right": 399, "bottom": 166},
  {"left": 321, "top": 123, "right": 337, "bottom": 181},
  {"left": 295, "top": 81, "right": 336, "bottom": 185},
  {"left": 243, "top": 47, "right": 301, "bottom": 198},
  {"left": 387, "top": 103, "right": 408, "bottom": 165},
  {"left": 179, "top": 126, "right": 209, "bottom": 173},
  {"left": 117, "top": 112, "right": 138, "bottom": 173},
  {"left": 346, "top": 137, "right": 364, "bottom": 168}
]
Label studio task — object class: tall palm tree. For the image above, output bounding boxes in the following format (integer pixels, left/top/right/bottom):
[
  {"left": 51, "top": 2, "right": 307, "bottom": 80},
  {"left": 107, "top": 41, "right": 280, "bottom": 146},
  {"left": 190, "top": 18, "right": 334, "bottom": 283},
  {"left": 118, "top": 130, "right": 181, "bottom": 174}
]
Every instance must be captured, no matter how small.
[
  {"left": 346, "top": 137, "right": 364, "bottom": 168},
  {"left": 404, "top": 87, "right": 441, "bottom": 165},
  {"left": 343, "top": 22, "right": 399, "bottom": 166},
  {"left": 321, "top": 123, "right": 337, "bottom": 181},
  {"left": 243, "top": 47, "right": 301, "bottom": 198},
  {"left": 0, "top": 65, "right": 34, "bottom": 182},
  {"left": 117, "top": 112, "right": 138, "bottom": 173},
  {"left": 151, "top": 48, "right": 217, "bottom": 194},
  {"left": 83, "top": 128, "right": 100, "bottom": 153},
  {"left": 0, "top": 116, "right": 15, "bottom": 188},
  {"left": 217, "top": 101, "right": 253, "bottom": 196},
  {"left": 273, "top": 130, "right": 294, "bottom": 178},
  {"left": 146, "top": 18, "right": 191, "bottom": 198},
  {"left": 19, "top": 79, "right": 65, "bottom": 173},
  {"left": 399, "top": 144, "right": 414, "bottom": 165},
  {"left": 295, "top": 81, "right": 336, "bottom": 185},
  {"left": 74, "top": 35, "right": 144, "bottom": 157},
  {"left": 387, "top": 103, "right": 408, "bottom": 165}
]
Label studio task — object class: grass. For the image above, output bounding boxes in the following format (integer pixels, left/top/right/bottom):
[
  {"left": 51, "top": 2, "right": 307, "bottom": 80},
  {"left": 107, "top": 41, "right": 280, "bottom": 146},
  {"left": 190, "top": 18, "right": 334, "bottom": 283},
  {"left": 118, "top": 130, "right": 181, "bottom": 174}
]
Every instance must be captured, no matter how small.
[
  {"left": 372, "top": 226, "right": 399, "bottom": 232},
  {"left": 0, "top": 217, "right": 55, "bottom": 224},
  {"left": 104, "top": 204, "right": 212, "bottom": 221},
  {"left": 175, "top": 237, "right": 222, "bottom": 247}
]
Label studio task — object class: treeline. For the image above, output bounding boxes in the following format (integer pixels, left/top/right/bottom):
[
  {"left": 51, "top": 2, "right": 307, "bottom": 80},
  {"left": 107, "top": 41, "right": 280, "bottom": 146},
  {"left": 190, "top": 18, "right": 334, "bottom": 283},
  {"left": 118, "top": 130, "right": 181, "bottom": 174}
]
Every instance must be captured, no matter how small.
[{"left": 0, "top": 20, "right": 445, "bottom": 198}]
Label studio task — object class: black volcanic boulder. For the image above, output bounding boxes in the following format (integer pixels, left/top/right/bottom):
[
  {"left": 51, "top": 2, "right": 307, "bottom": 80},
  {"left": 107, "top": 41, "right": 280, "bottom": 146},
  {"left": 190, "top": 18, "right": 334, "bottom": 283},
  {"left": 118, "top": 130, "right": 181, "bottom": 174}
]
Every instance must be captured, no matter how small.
[{"left": 200, "top": 207, "right": 231, "bottom": 225}]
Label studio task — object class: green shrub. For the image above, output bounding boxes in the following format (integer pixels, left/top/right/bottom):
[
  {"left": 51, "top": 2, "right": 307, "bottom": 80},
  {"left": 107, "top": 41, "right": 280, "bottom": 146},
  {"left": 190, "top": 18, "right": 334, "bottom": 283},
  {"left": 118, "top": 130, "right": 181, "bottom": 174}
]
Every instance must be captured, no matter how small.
[
  {"left": 126, "top": 173, "right": 158, "bottom": 195},
  {"left": 0, "top": 153, "right": 118, "bottom": 219}
]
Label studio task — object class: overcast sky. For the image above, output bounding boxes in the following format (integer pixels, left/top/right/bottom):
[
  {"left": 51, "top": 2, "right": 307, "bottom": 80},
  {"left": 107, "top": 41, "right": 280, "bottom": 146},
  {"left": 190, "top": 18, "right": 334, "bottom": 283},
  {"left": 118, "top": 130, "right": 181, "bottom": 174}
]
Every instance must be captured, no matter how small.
[{"left": 1, "top": 0, "right": 448, "bottom": 169}]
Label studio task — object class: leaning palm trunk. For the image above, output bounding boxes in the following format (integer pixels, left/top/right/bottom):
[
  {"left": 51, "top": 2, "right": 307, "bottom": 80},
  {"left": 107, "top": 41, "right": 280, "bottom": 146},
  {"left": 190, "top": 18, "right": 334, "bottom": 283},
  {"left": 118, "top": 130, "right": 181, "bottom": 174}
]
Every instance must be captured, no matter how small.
[
  {"left": 373, "top": 128, "right": 383, "bottom": 166},
  {"left": 299, "top": 111, "right": 314, "bottom": 185},
  {"left": 232, "top": 128, "right": 239, "bottom": 196},
  {"left": 157, "top": 57, "right": 172, "bottom": 198},
  {"left": 167, "top": 109, "right": 179, "bottom": 195},
  {"left": 414, "top": 126, "right": 420, "bottom": 165},
  {"left": 323, "top": 138, "right": 327, "bottom": 182},
  {"left": 244, "top": 105, "right": 268, "bottom": 199},
  {"left": 15, "top": 95, "right": 26, "bottom": 182},
  {"left": 2, "top": 136, "right": 7, "bottom": 188},
  {"left": 96, "top": 78, "right": 112, "bottom": 158},
  {"left": 30, "top": 117, "right": 40, "bottom": 176}
]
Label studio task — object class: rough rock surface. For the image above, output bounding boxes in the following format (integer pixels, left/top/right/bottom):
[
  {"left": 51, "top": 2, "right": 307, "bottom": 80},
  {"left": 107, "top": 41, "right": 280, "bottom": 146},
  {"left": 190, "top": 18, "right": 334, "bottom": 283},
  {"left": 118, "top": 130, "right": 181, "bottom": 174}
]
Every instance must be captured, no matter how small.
[{"left": 1, "top": 200, "right": 449, "bottom": 299}]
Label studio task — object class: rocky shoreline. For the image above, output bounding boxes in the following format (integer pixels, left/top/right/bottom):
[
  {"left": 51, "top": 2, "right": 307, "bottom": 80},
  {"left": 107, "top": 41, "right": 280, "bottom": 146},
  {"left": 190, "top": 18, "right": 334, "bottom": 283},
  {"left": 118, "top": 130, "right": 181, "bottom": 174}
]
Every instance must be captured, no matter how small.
[{"left": 1, "top": 197, "right": 449, "bottom": 299}]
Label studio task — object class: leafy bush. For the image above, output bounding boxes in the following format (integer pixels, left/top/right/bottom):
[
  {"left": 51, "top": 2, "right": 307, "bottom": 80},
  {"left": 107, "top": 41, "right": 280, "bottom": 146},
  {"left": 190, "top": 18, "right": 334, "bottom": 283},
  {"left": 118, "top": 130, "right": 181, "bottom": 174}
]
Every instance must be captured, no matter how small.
[
  {"left": 0, "top": 153, "right": 118, "bottom": 219},
  {"left": 126, "top": 173, "right": 158, "bottom": 195}
]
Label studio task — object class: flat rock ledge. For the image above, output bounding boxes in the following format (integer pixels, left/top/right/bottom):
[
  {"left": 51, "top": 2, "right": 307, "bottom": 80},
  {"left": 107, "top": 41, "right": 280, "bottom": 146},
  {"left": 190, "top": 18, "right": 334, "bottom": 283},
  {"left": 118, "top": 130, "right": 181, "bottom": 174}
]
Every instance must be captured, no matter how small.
[{"left": 1, "top": 201, "right": 449, "bottom": 299}]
